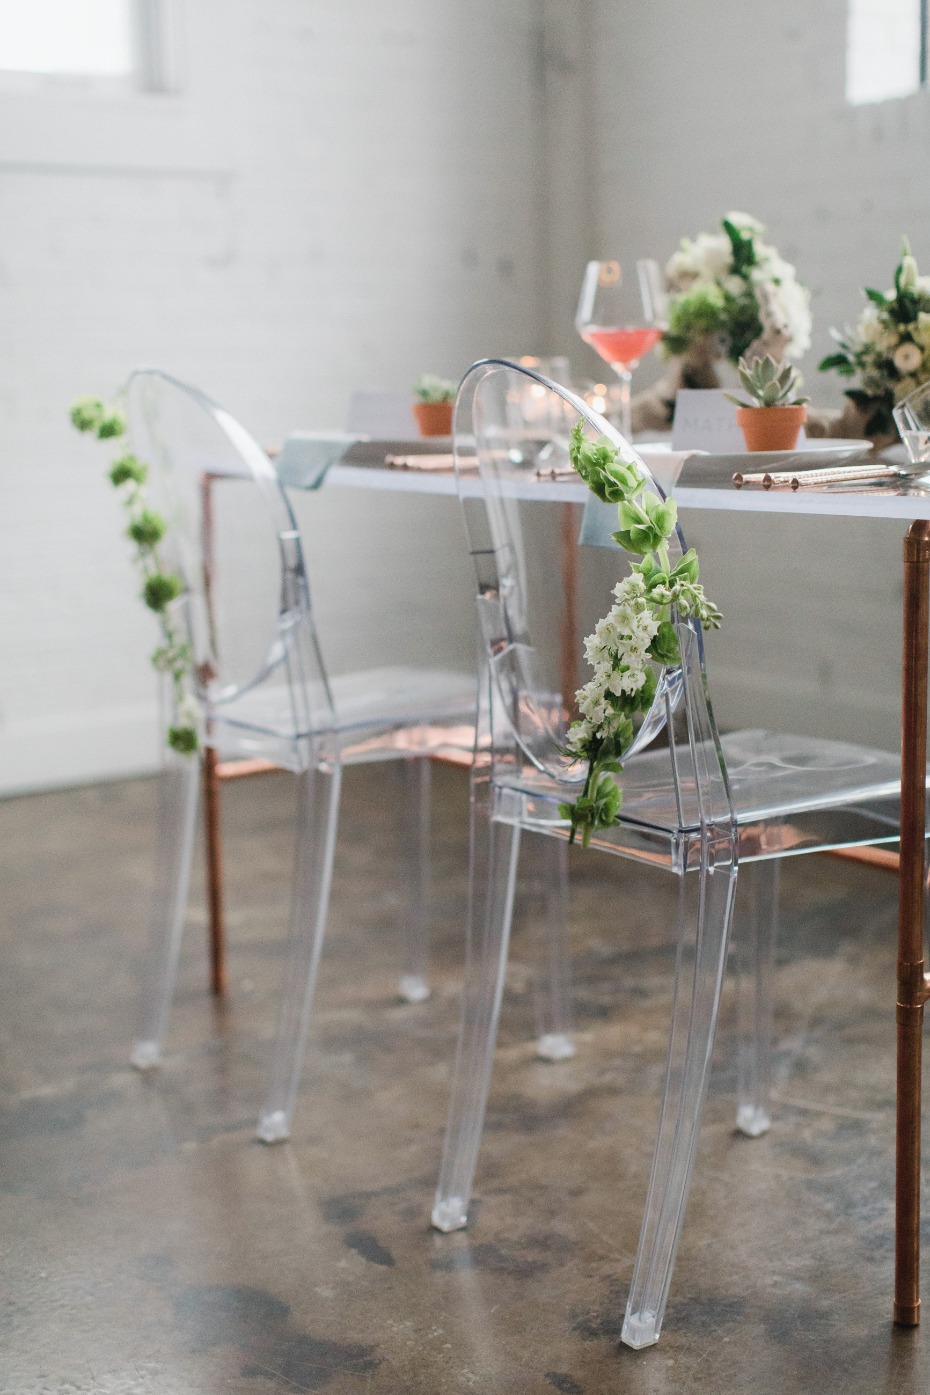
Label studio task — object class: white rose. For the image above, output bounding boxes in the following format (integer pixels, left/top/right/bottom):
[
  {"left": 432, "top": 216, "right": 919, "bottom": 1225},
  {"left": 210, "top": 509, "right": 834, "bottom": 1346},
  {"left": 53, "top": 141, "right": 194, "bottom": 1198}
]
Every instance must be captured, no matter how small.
[{"left": 894, "top": 341, "right": 923, "bottom": 374}]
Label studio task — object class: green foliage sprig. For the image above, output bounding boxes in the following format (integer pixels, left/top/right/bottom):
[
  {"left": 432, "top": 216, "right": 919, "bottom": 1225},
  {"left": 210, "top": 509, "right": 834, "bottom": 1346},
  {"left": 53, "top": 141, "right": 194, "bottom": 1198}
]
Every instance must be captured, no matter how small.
[
  {"left": 70, "top": 396, "right": 198, "bottom": 756},
  {"left": 819, "top": 237, "right": 930, "bottom": 440},
  {"left": 559, "top": 421, "right": 721, "bottom": 847}
]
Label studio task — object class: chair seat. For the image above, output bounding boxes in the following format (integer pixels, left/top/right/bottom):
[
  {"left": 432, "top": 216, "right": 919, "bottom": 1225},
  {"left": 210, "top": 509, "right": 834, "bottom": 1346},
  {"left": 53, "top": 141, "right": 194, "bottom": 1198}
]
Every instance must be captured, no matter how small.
[
  {"left": 497, "top": 728, "right": 908, "bottom": 865},
  {"left": 208, "top": 664, "right": 476, "bottom": 767}
]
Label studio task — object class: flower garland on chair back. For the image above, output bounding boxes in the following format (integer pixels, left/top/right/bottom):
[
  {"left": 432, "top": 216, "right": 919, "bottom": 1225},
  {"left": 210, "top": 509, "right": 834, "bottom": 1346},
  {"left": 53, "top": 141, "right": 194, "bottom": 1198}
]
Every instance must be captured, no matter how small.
[
  {"left": 817, "top": 238, "right": 930, "bottom": 446},
  {"left": 559, "top": 422, "right": 721, "bottom": 847},
  {"left": 631, "top": 211, "right": 812, "bottom": 434},
  {"left": 71, "top": 395, "right": 199, "bottom": 756}
]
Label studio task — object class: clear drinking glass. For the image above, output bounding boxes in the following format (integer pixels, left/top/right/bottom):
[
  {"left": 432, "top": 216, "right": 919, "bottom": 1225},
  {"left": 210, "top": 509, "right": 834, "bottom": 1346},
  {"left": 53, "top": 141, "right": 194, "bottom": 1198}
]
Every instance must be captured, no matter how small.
[
  {"left": 893, "top": 380, "right": 930, "bottom": 468},
  {"left": 575, "top": 258, "right": 666, "bottom": 439}
]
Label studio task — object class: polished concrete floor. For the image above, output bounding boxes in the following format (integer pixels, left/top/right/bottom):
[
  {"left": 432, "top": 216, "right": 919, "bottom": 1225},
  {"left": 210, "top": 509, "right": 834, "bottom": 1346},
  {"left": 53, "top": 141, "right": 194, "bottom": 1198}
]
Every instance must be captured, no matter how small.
[{"left": 1, "top": 763, "right": 928, "bottom": 1394}]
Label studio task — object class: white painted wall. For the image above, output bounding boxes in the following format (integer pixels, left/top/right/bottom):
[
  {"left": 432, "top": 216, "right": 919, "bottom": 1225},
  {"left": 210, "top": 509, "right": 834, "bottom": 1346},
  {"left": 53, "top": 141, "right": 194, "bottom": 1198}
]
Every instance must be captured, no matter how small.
[
  {"left": 587, "top": 0, "right": 930, "bottom": 749},
  {"left": 0, "top": 0, "right": 549, "bottom": 793}
]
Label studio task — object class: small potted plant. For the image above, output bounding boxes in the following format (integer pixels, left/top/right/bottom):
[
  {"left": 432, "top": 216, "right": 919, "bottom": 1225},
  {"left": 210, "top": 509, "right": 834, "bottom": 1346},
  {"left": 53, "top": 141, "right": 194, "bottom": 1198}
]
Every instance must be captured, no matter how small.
[
  {"left": 412, "top": 374, "right": 455, "bottom": 436},
  {"left": 725, "top": 353, "right": 809, "bottom": 451}
]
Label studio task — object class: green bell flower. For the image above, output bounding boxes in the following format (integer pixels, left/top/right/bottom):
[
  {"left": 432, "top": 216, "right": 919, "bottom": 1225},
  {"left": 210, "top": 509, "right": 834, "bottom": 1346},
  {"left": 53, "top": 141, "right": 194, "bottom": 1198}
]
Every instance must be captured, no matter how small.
[{"left": 612, "top": 492, "right": 677, "bottom": 555}]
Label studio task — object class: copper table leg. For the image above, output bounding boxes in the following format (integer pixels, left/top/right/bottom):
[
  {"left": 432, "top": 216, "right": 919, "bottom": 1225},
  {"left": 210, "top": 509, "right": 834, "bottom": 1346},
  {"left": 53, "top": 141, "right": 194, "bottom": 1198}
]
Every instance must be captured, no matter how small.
[
  {"left": 202, "top": 744, "right": 227, "bottom": 997},
  {"left": 895, "top": 520, "right": 930, "bottom": 1325}
]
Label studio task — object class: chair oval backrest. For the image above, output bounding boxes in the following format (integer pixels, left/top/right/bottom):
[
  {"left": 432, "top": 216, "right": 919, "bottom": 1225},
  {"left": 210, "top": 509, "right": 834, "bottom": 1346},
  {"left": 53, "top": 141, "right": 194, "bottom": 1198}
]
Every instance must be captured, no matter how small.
[
  {"left": 126, "top": 369, "right": 310, "bottom": 705},
  {"left": 452, "top": 359, "right": 688, "bottom": 785}
]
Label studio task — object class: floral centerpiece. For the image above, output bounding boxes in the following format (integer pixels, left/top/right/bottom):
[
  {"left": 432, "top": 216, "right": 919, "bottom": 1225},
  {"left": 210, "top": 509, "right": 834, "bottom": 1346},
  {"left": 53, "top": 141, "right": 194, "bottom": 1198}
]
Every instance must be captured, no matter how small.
[
  {"left": 560, "top": 423, "right": 720, "bottom": 847},
  {"left": 818, "top": 238, "right": 930, "bottom": 441},
  {"left": 663, "top": 211, "right": 812, "bottom": 368},
  {"left": 630, "top": 212, "right": 812, "bottom": 435}
]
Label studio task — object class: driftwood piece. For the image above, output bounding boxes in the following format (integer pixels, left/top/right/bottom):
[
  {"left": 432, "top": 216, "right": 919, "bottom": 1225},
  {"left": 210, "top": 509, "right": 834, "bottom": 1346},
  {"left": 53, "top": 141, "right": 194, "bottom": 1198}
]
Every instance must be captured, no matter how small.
[
  {"left": 805, "top": 400, "right": 896, "bottom": 451},
  {"left": 630, "top": 339, "right": 722, "bottom": 435}
]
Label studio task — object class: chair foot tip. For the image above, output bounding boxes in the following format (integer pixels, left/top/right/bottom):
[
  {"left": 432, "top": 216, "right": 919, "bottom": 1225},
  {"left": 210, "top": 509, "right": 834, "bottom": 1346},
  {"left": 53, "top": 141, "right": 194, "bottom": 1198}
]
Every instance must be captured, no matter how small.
[
  {"left": 536, "top": 1032, "right": 576, "bottom": 1062},
  {"left": 130, "top": 1041, "right": 161, "bottom": 1071},
  {"left": 257, "top": 1111, "right": 290, "bottom": 1144},
  {"left": 399, "top": 975, "right": 431, "bottom": 1004},
  {"left": 431, "top": 1199, "right": 468, "bottom": 1233},
  {"left": 735, "top": 1105, "right": 771, "bottom": 1138},
  {"left": 621, "top": 1313, "right": 660, "bottom": 1349},
  {"left": 894, "top": 1301, "right": 921, "bottom": 1326}
]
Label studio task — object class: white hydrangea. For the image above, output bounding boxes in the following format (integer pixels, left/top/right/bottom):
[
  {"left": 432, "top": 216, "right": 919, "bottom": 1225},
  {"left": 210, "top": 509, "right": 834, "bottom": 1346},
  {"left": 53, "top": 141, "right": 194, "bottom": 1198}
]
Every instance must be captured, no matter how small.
[{"left": 688, "top": 232, "right": 733, "bottom": 282}]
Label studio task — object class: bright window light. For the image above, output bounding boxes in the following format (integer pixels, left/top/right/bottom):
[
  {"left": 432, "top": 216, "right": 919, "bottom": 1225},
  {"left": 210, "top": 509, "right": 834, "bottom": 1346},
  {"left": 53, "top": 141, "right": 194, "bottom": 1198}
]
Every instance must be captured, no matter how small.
[
  {"left": 0, "top": 0, "right": 132, "bottom": 77},
  {"left": 847, "top": 0, "right": 924, "bottom": 104}
]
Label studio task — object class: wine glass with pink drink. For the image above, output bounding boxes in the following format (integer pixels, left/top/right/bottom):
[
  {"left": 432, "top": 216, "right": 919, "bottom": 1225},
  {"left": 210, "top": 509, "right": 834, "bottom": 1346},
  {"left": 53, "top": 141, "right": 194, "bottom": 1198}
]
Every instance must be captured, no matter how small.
[{"left": 574, "top": 258, "right": 667, "bottom": 440}]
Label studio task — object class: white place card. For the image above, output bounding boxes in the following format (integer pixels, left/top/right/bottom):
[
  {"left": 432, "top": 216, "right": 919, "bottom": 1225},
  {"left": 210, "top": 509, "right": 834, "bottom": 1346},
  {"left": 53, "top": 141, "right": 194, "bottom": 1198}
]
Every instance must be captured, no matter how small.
[
  {"left": 345, "top": 390, "right": 417, "bottom": 438},
  {"left": 671, "top": 389, "right": 746, "bottom": 453}
]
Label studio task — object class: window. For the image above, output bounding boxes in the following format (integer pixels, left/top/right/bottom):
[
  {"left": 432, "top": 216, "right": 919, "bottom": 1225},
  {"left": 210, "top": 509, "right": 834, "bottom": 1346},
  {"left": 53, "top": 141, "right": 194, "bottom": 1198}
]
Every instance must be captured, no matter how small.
[
  {"left": 0, "top": 0, "right": 172, "bottom": 91},
  {"left": 846, "top": 0, "right": 928, "bottom": 104}
]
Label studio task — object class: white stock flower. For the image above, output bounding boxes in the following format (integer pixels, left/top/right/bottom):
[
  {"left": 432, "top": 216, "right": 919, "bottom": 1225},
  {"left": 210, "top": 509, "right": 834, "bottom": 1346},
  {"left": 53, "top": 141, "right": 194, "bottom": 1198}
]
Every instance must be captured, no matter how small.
[
  {"left": 725, "top": 210, "right": 765, "bottom": 236},
  {"left": 177, "top": 694, "right": 200, "bottom": 729}
]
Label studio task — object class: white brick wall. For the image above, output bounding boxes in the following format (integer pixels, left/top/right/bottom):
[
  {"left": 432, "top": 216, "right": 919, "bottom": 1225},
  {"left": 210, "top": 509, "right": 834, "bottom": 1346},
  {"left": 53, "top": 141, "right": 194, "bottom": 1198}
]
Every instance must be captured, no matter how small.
[
  {"left": 2, "top": 0, "right": 923, "bottom": 793},
  {"left": 0, "top": 0, "right": 548, "bottom": 793}
]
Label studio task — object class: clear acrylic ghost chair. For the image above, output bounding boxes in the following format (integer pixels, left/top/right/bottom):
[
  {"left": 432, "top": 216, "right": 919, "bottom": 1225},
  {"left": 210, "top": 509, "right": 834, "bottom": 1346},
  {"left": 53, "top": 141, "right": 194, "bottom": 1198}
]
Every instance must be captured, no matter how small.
[
  {"left": 125, "top": 370, "right": 573, "bottom": 1146},
  {"left": 432, "top": 360, "right": 907, "bottom": 1349}
]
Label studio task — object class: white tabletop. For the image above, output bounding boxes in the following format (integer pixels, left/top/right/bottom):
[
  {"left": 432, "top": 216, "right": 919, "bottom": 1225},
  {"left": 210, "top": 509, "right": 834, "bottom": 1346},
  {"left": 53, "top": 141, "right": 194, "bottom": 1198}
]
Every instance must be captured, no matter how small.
[{"left": 324, "top": 459, "right": 930, "bottom": 522}]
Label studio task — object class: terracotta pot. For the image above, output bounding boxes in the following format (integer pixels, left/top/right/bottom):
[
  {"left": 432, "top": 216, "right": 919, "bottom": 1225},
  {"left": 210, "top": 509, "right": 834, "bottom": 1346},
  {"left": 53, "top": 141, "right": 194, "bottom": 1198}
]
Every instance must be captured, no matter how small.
[
  {"left": 736, "top": 404, "right": 807, "bottom": 452},
  {"left": 412, "top": 400, "right": 453, "bottom": 437}
]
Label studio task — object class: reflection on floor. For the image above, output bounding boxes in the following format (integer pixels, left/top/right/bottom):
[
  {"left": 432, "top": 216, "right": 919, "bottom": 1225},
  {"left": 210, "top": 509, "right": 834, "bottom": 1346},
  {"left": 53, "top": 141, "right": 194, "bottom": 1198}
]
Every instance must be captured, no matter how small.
[{"left": 1, "top": 764, "right": 926, "bottom": 1394}]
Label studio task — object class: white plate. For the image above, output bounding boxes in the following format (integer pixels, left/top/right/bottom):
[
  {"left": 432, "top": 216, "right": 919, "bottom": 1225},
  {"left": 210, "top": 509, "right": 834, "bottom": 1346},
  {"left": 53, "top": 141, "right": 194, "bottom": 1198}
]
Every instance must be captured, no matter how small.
[{"left": 699, "top": 440, "right": 873, "bottom": 470}]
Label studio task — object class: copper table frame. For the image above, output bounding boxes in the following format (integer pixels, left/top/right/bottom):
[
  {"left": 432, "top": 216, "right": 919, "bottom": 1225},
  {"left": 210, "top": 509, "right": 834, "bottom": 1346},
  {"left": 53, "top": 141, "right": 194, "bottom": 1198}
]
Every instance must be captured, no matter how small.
[{"left": 197, "top": 452, "right": 930, "bottom": 1329}]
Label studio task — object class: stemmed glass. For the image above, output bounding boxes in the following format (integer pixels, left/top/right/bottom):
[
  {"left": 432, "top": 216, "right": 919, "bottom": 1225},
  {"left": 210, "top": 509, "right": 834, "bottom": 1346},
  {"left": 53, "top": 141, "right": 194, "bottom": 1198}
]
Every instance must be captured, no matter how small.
[
  {"left": 894, "top": 380, "right": 930, "bottom": 472},
  {"left": 575, "top": 258, "right": 666, "bottom": 440}
]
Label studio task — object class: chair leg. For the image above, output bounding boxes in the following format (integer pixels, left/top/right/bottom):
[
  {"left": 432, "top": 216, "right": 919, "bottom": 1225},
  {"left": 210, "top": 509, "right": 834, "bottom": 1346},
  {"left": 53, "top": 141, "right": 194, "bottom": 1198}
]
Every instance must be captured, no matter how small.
[
  {"left": 131, "top": 753, "right": 201, "bottom": 1070},
  {"left": 431, "top": 795, "right": 521, "bottom": 1233},
  {"left": 532, "top": 835, "right": 575, "bottom": 1061},
  {"left": 397, "top": 756, "right": 432, "bottom": 1004},
  {"left": 202, "top": 744, "right": 227, "bottom": 996},
  {"left": 256, "top": 762, "right": 342, "bottom": 1143},
  {"left": 621, "top": 846, "right": 737, "bottom": 1349},
  {"left": 735, "top": 858, "right": 779, "bottom": 1138}
]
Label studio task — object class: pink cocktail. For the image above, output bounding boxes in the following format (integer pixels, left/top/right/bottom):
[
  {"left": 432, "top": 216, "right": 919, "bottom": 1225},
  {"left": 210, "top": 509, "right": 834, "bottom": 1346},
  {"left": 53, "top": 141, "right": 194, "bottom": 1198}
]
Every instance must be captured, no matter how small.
[
  {"left": 575, "top": 260, "right": 666, "bottom": 438},
  {"left": 582, "top": 325, "right": 663, "bottom": 373}
]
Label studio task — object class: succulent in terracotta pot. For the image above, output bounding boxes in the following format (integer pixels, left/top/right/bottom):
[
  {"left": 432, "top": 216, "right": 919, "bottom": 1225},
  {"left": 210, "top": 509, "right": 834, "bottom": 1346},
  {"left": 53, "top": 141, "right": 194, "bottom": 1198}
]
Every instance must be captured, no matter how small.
[
  {"left": 412, "top": 374, "right": 455, "bottom": 436},
  {"left": 725, "top": 354, "right": 809, "bottom": 451}
]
